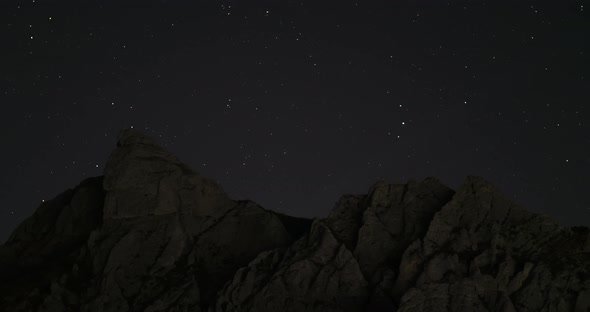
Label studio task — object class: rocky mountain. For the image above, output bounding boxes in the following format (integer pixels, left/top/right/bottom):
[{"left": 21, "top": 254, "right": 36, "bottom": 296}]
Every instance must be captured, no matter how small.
[{"left": 1, "top": 129, "right": 588, "bottom": 312}]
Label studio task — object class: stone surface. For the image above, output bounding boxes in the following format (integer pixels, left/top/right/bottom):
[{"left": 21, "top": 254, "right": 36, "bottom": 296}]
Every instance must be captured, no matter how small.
[
  {"left": 103, "top": 128, "right": 235, "bottom": 219},
  {"left": 0, "top": 129, "right": 311, "bottom": 312},
  {"left": 212, "top": 176, "right": 589, "bottom": 311},
  {"left": 0, "top": 176, "right": 104, "bottom": 311},
  {"left": 394, "top": 176, "right": 590, "bottom": 312},
  {"left": 1, "top": 129, "right": 588, "bottom": 312},
  {"left": 211, "top": 220, "right": 370, "bottom": 312}
]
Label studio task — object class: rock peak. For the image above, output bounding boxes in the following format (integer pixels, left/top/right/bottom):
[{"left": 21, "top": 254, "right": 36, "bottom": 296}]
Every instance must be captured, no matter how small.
[
  {"left": 1, "top": 131, "right": 588, "bottom": 312},
  {"left": 116, "top": 127, "right": 157, "bottom": 147},
  {"left": 103, "top": 128, "right": 234, "bottom": 219}
]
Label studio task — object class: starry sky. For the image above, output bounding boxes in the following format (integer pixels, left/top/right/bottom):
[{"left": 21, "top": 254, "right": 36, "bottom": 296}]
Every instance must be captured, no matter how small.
[{"left": 1, "top": 0, "right": 588, "bottom": 242}]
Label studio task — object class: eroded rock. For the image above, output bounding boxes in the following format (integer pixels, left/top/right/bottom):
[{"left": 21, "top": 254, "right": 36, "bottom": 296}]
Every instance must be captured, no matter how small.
[
  {"left": 1, "top": 130, "right": 588, "bottom": 312},
  {"left": 0, "top": 129, "right": 311, "bottom": 312}
]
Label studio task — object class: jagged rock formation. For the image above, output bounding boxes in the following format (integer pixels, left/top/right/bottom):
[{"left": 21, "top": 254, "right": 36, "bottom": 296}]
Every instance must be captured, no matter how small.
[
  {"left": 0, "top": 129, "right": 311, "bottom": 312},
  {"left": 1, "top": 129, "right": 588, "bottom": 312},
  {"left": 212, "top": 178, "right": 590, "bottom": 312}
]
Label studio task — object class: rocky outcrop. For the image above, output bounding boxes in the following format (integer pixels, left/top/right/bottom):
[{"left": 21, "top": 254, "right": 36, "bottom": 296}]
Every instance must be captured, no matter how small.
[
  {"left": 211, "top": 219, "right": 370, "bottom": 312},
  {"left": 103, "top": 128, "right": 235, "bottom": 219},
  {"left": 393, "top": 177, "right": 590, "bottom": 312},
  {"left": 0, "top": 176, "right": 104, "bottom": 310},
  {"left": 212, "top": 176, "right": 589, "bottom": 312},
  {"left": 1, "top": 129, "right": 588, "bottom": 311},
  {"left": 0, "top": 129, "right": 312, "bottom": 312},
  {"left": 211, "top": 177, "right": 456, "bottom": 311}
]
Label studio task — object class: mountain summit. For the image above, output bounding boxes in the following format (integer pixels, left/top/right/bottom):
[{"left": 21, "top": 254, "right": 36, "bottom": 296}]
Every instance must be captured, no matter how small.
[{"left": 1, "top": 129, "right": 588, "bottom": 311}]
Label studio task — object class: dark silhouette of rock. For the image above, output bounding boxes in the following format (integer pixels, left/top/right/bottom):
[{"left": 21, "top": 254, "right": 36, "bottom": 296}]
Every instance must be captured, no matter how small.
[
  {"left": 1, "top": 129, "right": 588, "bottom": 312},
  {"left": 0, "top": 176, "right": 104, "bottom": 310},
  {"left": 0, "top": 129, "right": 311, "bottom": 312},
  {"left": 211, "top": 176, "right": 589, "bottom": 312}
]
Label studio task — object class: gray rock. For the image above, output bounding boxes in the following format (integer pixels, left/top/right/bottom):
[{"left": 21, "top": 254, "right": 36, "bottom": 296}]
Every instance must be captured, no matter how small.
[
  {"left": 0, "top": 129, "right": 310, "bottom": 312},
  {"left": 103, "top": 128, "right": 235, "bottom": 219},
  {"left": 0, "top": 176, "right": 104, "bottom": 311},
  {"left": 211, "top": 220, "right": 369, "bottom": 312},
  {"left": 354, "top": 178, "right": 455, "bottom": 282},
  {"left": 212, "top": 176, "right": 588, "bottom": 312},
  {"left": 395, "top": 176, "right": 590, "bottom": 312},
  {"left": 1, "top": 131, "right": 588, "bottom": 312}
]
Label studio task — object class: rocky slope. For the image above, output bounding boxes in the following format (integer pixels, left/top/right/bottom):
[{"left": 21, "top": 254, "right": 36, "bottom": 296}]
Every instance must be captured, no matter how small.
[{"left": 1, "top": 129, "right": 588, "bottom": 312}]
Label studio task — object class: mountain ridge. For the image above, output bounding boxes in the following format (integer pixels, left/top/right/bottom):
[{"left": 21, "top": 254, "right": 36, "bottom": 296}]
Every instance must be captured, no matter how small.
[{"left": 1, "top": 128, "right": 588, "bottom": 311}]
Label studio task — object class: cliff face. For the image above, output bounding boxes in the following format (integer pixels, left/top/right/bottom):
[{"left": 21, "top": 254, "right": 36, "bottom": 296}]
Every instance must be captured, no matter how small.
[
  {"left": 1, "top": 129, "right": 588, "bottom": 312},
  {"left": 212, "top": 177, "right": 590, "bottom": 312},
  {"left": 0, "top": 129, "right": 310, "bottom": 312}
]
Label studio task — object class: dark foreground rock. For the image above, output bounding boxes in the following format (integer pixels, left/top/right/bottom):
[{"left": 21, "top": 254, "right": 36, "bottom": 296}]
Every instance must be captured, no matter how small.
[{"left": 1, "top": 129, "right": 588, "bottom": 312}]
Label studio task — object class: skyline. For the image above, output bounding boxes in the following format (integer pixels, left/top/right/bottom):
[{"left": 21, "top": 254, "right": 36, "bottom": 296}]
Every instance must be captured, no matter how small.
[{"left": 1, "top": 0, "right": 588, "bottom": 241}]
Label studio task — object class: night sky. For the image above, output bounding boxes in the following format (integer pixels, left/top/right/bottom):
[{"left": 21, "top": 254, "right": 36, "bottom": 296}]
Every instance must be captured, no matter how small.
[{"left": 1, "top": 0, "right": 588, "bottom": 242}]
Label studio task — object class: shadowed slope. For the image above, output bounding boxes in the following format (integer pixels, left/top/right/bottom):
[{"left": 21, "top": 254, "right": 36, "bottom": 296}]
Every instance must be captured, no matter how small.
[{"left": 0, "top": 129, "right": 312, "bottom": 312}]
